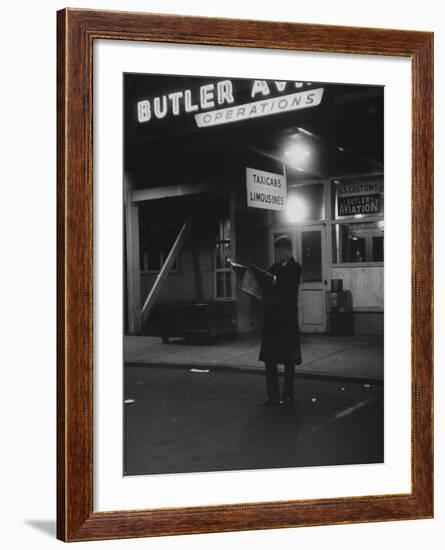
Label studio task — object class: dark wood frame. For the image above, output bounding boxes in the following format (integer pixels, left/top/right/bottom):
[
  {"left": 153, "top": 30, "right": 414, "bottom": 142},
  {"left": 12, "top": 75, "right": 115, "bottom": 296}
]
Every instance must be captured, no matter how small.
[{"left": 57, "top": 8, "right": 434, "bottom": 542}]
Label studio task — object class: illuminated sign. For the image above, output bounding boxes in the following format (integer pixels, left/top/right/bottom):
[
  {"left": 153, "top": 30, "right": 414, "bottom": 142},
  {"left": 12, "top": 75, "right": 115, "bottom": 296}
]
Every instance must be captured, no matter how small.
[
  {"left": 338, "top": 195, "right": 380, "bottom": 216},
  {"left": 337, "top": 180, "right": 382, "bottom": 216},
  {"left": 195, "top": 89, "right": 323, "bottom": 128},
  {"left": 338, "top": 181, "right": 380, "bottom": 197},
  {"left": 246, "top": 167, "right": 287, "bottom": 211},
  {"left": 136, "top": 80, "right": 324, "bottom": 127},
  {"left": 137, "top": 80, "right": 235, "bottom": 123}
]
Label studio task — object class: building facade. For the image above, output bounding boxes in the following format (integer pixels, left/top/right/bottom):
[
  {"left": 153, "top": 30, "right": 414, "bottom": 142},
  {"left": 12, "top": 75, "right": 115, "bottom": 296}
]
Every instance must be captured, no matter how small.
[{"left": 123, "top": 75, "right": 384, "bottom": 338}]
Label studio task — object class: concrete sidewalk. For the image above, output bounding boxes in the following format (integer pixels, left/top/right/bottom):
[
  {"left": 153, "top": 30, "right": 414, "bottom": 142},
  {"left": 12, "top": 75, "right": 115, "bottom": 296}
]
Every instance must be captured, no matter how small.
[{"left": 124, "top": 332, "right": 383, "bottom": 382}]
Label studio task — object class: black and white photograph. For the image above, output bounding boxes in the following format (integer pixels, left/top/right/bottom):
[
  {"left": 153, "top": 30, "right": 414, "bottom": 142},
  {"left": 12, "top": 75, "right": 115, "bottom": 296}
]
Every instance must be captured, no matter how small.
[
  {"left": 123, "top": 73, "right": 384, "bottom": 476},
  {"left": 0, "top": 0, "right": 439, "bottom": 545}
]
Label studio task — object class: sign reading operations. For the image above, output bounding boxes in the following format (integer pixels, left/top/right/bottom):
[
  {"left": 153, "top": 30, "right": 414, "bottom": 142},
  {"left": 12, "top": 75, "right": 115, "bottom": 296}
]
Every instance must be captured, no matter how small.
[
  {"left": 246, "top": 167, "right": 287, "bottom": 211},
  {"left": 195, "top": 88, "right": 324, "bottom": 128}
]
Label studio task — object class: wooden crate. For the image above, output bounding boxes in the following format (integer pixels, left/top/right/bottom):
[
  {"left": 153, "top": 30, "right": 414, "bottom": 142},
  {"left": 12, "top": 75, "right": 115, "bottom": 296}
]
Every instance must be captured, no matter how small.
[{"left": 143, "top": 301, "right": 237, "bottom": 342}]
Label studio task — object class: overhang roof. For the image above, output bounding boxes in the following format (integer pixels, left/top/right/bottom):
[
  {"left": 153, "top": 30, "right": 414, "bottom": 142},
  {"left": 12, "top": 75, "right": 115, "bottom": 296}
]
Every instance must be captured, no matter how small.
[{"left": 124, "top": 74, "right": 383, "bottom": 189}]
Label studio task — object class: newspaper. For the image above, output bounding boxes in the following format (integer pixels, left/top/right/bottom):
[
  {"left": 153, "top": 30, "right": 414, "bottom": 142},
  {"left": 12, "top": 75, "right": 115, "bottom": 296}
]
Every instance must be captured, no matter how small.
[{"left": 227, "top": 258, "right": 275, "bottom": 302}]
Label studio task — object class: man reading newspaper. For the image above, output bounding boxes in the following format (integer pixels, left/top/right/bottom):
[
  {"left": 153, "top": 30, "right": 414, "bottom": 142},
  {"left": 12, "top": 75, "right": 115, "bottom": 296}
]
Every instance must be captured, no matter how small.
[{"left": 228, "top": 235, "right": 302, "bottom": 407}]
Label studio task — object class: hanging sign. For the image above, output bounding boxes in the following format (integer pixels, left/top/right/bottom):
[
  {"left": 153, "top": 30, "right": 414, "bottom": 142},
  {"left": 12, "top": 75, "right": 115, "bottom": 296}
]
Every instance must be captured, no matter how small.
[
  {"left": 136, "top": 79, "right": 324, "bottom": 127},
  {"left": 195, "top": 88, "right": 324, "bottom": 128},
  {"left": 337, "top": 181, "right": 380, "bottom": 197},
  {"left": 338, "top": 195, "right": 381, "bottom": 216},
  {"left": 337, "top": 180, "right": 382, "bottom": 216},
  {"left": 246, "top": 167, "right": 287, "bottom": 211}
]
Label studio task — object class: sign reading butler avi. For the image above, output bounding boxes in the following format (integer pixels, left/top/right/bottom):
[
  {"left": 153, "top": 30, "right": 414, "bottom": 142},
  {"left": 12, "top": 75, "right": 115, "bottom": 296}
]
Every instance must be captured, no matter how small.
[
  {"left": 246, "top": 167, "right": 287, "bottom": 211},
  {"left": 136, "top": 79, "right": 324, "bottom": 128}
]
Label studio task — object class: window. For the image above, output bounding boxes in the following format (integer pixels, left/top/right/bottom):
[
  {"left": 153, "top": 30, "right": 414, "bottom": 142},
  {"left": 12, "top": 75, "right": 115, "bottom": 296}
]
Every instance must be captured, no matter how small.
[
  {"left": 373, "top": 236, "right": 384, "bottom": 262},
  {"left": 140, "top": 244, "right": 178, "bottom": 273},
  {"left": 331, "top": 221, "right": 384, "bottom": 264},
  {"left": 301, "top": 230, "right": 322, "bottom": 281},
  {"left": 214, "top": 200, "right": 233, "bottom": 299},
  {"left": 332, "top": 177, "right": 384, "bottom": 220},
  {"left": 139, "top": 217, "right": 180, "bottom": 273}
]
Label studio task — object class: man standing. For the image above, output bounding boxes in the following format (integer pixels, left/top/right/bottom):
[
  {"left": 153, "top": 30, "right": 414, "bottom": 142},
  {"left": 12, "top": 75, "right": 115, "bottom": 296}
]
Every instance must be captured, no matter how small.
[{"left": 257, "top": 235, "right": 302, "bottom": 407}]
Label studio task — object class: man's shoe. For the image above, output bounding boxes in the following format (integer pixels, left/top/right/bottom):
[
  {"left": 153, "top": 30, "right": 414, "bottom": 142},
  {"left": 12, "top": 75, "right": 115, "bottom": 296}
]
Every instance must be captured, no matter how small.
[
  {"left": 281, "top": 397, "right": 294, "bottom": 407},
  {"left": 261, "top": 397, "right": 281, "bottom": 407}
]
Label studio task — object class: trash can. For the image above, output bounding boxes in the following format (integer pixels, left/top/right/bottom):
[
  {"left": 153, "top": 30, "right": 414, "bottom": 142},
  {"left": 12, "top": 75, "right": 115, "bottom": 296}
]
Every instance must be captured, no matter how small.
[
  {"left": 330, "top": 279, "right": 343, "bottom": 292},
  {"left": 326, "top": 290, "right": 354, "bottom": 335}
]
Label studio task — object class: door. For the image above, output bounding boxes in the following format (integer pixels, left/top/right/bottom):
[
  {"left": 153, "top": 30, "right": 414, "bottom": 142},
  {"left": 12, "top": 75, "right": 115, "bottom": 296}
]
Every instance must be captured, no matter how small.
[{"left": 296, "top": 225, "right": 327, "bottom": 333}]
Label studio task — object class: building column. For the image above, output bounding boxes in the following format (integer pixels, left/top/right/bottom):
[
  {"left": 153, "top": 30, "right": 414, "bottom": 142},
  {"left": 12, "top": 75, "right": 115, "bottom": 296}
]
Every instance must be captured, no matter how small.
[{"left": 124, "top": 177, "right": 142, "bottom": 334}]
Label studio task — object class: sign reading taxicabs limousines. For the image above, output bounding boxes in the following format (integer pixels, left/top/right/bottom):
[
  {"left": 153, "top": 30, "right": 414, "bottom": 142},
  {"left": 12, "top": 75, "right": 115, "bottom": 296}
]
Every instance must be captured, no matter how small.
[{"left": 246, "top": 167, "right": 287, "bottom": 211}]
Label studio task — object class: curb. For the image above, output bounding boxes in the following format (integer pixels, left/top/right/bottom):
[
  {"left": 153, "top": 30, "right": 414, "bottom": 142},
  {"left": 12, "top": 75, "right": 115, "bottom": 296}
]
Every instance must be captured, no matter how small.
[{"left": 125, "top": 361, "right": 383, "bottom": 386}]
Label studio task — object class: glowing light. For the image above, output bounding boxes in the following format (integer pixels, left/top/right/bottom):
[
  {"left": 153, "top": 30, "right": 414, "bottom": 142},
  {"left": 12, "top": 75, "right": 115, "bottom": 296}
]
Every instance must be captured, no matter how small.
[
  {"left": 284, "top": 143, "right": 311, "bottom": 162},
  {"left": 285, "top": 195, "right": 309, "bottom": 223},
  {"left": 354, "top": 214, "right": 365, "bottom": 219},
  {"left": 377, "top": 220, "right": 385, "bottom": 230},
  {"left": 296, "top": 127, "right": 314, "bottom": 137}
]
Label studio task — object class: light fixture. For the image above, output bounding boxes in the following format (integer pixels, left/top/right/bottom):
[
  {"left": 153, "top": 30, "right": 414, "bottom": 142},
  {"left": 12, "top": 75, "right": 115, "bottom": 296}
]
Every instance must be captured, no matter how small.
[
  {"left": 284, "top": 143, "right": 311, "bottom": 163},
  {"left": 296, "top": 127, "right": 313, "bottom": 137}
]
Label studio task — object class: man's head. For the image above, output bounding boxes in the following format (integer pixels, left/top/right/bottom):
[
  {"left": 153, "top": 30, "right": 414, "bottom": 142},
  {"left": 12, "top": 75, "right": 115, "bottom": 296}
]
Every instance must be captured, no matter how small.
[{"left": 273, "top": 235, "right": 292, "bottom": 263}]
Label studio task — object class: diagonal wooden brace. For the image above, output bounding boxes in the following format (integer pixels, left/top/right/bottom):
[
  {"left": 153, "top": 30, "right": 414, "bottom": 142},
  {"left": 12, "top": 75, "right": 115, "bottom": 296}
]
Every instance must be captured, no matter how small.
[{"left": 140, "top": 215, "right": 193, "bottom": 324}]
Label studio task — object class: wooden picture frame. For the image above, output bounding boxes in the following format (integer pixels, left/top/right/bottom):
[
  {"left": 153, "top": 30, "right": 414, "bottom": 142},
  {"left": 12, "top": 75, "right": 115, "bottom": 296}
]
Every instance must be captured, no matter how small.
[{"left": 57, "top": 8, "right": 434, "bottom": 542}]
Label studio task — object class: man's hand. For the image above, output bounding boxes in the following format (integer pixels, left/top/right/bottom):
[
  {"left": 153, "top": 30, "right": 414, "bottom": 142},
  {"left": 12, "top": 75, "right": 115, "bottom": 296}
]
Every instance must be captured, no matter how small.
[{"left": 250, "top": 264, "right": 275, "bottom": 285}]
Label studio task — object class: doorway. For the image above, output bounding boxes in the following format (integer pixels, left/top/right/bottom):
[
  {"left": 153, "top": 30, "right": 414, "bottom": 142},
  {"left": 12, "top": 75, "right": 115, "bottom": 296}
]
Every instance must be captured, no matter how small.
[
  {"left": 270, "top": 225, "right": 328, "bottom": 333},
  {"left": 296, "top": 225, "right": 328, "bottom": 332}
]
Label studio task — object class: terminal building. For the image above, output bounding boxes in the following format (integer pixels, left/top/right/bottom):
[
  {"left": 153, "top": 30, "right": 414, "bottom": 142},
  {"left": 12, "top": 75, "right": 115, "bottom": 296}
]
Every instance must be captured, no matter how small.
[{"left": 123, "top": 75, "right": 384, "bottom": 341}]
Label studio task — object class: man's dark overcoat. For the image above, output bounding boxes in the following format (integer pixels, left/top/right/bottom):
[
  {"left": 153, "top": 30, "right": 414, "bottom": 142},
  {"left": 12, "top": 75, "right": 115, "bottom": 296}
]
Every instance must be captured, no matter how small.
[{"left": 258, "top": 256, "right": 302, "bottom": 365}]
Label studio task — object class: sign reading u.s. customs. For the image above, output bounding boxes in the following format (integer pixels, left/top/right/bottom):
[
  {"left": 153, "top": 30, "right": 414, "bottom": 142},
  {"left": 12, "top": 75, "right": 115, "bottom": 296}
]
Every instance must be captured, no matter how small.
[
  {"left": 338, "top": 181, "right": 380, "bottom": 197},
  {"left": 246, "top": 167, "right": 287, "bottom": 211},
  {"left": 337, "top": 180, "right": 382, "bottom": 216}
]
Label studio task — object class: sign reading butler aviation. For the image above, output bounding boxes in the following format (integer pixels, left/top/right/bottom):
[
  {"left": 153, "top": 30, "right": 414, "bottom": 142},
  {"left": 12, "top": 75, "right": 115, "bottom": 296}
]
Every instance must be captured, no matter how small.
[
  {"left": 246, "top": 168, "right": 287, "bottom": 211},
  {"left": 337, "top": 181, "right": 381, "bottom": 216},
  {"left": 338, "top": 195, "right": 380, "bottom": 216}
]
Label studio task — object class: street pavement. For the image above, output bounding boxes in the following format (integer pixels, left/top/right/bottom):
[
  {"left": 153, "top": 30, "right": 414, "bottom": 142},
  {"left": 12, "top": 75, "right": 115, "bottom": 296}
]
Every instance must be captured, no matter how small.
[
  {"left": 124, "top": 365, "right": 383, "bottom": 476},
  {"left": 124, "top": 333, "right": 383, "bottom": 382}
]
